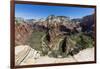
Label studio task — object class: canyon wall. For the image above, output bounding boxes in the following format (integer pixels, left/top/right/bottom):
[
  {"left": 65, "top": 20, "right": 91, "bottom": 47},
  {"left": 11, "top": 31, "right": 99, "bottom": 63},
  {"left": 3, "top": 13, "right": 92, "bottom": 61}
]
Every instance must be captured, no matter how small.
[{"left": 15, "top": 23, "right": 33, "bottom": 46}]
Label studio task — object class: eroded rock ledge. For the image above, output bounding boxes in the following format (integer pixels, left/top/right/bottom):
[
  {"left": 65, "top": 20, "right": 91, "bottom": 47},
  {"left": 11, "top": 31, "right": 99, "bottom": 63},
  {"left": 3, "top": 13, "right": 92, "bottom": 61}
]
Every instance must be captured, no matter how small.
[
  {"left": 15, "top": 45, "right": 94, "bottom": 65},
  {"left": 15, "top": 45, "right": 41, "bottom": 65}
]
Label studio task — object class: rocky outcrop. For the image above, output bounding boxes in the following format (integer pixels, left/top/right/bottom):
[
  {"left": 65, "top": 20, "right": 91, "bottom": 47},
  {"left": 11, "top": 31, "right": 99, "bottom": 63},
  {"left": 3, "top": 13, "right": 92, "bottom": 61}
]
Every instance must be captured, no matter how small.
[
  {"left": 80, "top": 14, "right": 95, "bottom": 32},
  {"left": 15, "top": 23, "right": 33, "bottom": 46},
  {"left": 15, "top": 45, "right": 41, "bottom": 65},
  {"left": 34, "top": 47, "right": 94, "bottom": 64},
  {"left": 15, "top": 46, "right": 94, "bottom": 65},
  {"left": 40, "top": 15, "right": 94, "bottom": 57}
]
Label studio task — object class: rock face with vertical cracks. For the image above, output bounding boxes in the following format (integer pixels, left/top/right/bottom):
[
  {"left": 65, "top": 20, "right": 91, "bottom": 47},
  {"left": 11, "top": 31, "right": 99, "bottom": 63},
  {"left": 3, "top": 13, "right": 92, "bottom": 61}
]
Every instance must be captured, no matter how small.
[{"left": 15, "top": 23, "right": 33, "bottom": 46}]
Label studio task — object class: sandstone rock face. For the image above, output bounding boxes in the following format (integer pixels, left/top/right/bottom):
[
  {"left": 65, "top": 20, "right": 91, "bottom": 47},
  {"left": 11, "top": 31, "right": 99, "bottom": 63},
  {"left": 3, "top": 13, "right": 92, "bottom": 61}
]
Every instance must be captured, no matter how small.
[
  {"left": 40, "top": 15, "right": 94, "bottom": 58},
  {"left": 81, "top": 14, "right": 94, "bottom": 32},
  {"left": 15, "top": 45, "right": 41, "bottom": 65},
  {"left": 15, "top": 23, "right": 33, "bottom": 46},
  {"left": 39, "top": 16, "right": 71, "bottom": 56}
]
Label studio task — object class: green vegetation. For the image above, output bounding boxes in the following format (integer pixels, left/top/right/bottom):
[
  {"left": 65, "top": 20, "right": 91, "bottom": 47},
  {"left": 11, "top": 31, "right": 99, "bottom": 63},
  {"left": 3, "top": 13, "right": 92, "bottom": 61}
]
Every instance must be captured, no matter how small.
[
  {"left": 15, "top": 20, "right": 21, "bottom": 26},
  {"left": 70, "top": 33, "right": 94, "bottom": 49},
  {"left": 26, "top": 30, "right": 94, "bottom": 57},
  {"left": 26, "top": 31, "right": 45, "bottom": 51},
  {"left": 48, "top": 32, "right": 94, "bottom": 57},
  {"left": 66, "top": 33, "right": 94, "bottom": 55}
]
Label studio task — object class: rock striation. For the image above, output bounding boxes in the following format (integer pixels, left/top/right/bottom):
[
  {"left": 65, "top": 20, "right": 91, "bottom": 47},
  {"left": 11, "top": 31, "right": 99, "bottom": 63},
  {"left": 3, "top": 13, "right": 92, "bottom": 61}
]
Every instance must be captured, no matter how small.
[
  {"left": 15, "top": 23, "right": 33, "bottom": 46},
  {"left": 15, "top": 45, "right": 41, "bottom": 65}
]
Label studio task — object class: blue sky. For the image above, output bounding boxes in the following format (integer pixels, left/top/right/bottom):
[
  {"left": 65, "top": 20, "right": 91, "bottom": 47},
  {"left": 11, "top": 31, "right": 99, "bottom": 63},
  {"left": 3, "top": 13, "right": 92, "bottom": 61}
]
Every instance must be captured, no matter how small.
[{"left": 15, "top": 4, "right": 95, "bottom": 19}]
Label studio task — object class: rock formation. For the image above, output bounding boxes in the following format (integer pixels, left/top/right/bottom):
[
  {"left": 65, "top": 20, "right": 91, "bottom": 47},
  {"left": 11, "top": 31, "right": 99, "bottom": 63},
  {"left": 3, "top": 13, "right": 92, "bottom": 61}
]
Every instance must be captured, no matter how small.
[
  {"left": 80, "top": 14, "right": 95, "bottom": 32},
  {"left": 15, "top": 45, "right": 41, "bottom": 65},
  {"left": 15, "top": 14, "right": 94, "bottom": 58},
  {"left": 15, "top": 22, "right": 33, "bottom": 46}
]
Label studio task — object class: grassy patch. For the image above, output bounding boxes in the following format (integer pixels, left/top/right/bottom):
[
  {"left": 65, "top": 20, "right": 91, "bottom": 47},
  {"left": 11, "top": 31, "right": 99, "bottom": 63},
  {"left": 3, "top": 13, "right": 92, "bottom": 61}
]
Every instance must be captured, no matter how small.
[{"left": 26, "top": 31, "right": 45, "bottom": 51}]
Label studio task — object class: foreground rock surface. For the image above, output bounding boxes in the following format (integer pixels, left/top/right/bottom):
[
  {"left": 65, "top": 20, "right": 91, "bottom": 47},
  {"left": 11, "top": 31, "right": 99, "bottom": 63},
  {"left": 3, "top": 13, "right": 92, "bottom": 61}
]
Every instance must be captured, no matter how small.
[
  {"left": 15, "top": 45, "right": 40, "bottom": 65},
  {"left": 34, "top": 47, "right": 94, "bottom": 64},
  {"left": 15, "top": 45, "right": 94, "bottom": 65}
]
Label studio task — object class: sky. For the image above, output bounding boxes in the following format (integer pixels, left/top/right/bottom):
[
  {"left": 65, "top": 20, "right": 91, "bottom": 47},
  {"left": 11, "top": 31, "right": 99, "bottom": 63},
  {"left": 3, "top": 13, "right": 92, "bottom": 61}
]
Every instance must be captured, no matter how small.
[{"left": 15, "top": 4, "right": 95, "bottom": 20}]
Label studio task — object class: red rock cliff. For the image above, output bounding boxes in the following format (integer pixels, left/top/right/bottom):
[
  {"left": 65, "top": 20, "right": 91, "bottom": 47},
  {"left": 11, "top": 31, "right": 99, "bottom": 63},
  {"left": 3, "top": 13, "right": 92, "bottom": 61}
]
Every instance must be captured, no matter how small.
[{"left": 15, "top": 23, "right": 33, "bottom": 46}]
